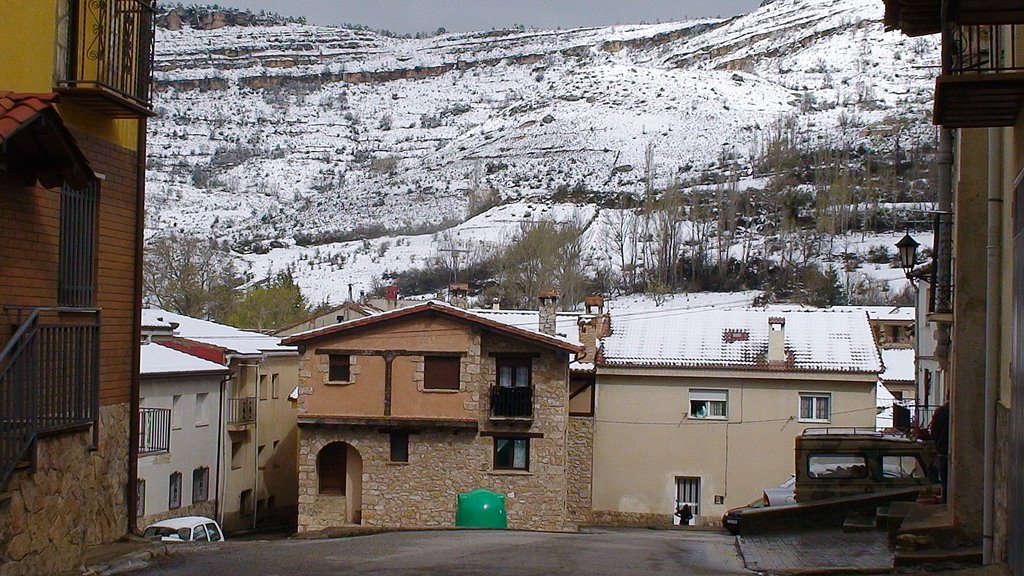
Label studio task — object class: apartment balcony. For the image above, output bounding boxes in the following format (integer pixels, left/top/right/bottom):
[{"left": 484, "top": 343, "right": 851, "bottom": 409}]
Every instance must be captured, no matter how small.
[
  {"left": 227, "top": 396, "right": 256, "bottom": 430},
  {"left": 138, "top": 407, "right": 170, "bottom": 454},
  {"left": 54, "top": 0, "right": 157, "bottom": 118},
  {"left": 490, "top": 386, "right": 533, "bottom": 421},
  {"left": 1, "top": 307, "right": 100, "bottom": 487},
  {"left": 934, "top": 24, "right": 1024, "bottom": 128}
]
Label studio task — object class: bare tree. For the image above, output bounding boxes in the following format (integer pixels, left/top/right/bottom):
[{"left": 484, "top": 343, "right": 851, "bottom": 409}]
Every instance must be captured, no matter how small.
[{"left": 143, "top": 231, "right": 246, "bottom": 320}]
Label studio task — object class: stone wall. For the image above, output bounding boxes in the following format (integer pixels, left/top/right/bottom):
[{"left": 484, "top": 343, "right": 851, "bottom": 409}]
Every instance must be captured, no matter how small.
[
  {"left": 566, "top": 416, "right": 593, "bottom": 524},
  {"left": 590, "top": 510, "right": 674, "bottom": 527},
  {"left": 0, "top": 404, "right": 130, "bottom": 576}
]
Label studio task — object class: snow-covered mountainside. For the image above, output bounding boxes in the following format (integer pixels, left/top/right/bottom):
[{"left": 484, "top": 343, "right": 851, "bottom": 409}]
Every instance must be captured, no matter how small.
[{"left": 146, "top": 0, "right": 939, "bottom": 303}]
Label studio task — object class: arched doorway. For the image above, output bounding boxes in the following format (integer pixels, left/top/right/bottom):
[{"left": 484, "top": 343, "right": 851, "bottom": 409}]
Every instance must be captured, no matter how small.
[{"left": 317, "top": 441, "right": 363, "bottom": 524}]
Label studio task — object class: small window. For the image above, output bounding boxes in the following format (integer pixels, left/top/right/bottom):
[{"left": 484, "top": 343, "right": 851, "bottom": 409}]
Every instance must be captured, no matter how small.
[
  {"left": 271, "top": 373, "right": 280, "bottom": 398},
  {"left": 259, "top": 374, "right": 268, "bottom": 400},
  {"left": 195, "top": 393, "right": 209, "bottom": 425},
  {"left": 799, "top": 393, "right": 831, "bottom": 422},
  {"left": 171, "top": 395, "right": 182, "bottom": 429},
  {"left": 169, "top": 472, "right": 182, "bottom": 510},
  {"left": 240, "top": 489, "right": 253, "bottom": 517},
  {"left": 390, "top": 431, "right": 409, "bottom": 462},
  {"left": 136, "top": 478, "right": 146, "bottom": 518},
  {"left": 493, "top": 437, "right": 529, "bottom": 471},
  {"left": 329, "top": 355, "right": 351, "bottom": 382},
  {"left": 58, "top": 180, "right": 97, "bottom": 306},
  {"left": 231, "top": 440, "right": 244, "bottom": 470},
  {"left": 424, "top": 356, "right": 460, "bottom": 390},
  {"left": 882, "top": 455, "right": 926, "bottom": 479},
  {"left": 807, "top": 455, "right": 868, "bottom": 479},
  {"left": 689, "top": 389, "right": 727, "bottom": 419},
  {"left": 496, "top": 357, "right": 531, "bottom": 388},
  {"left": 193, "top": 467, "right": 209, "bottom": 502}
]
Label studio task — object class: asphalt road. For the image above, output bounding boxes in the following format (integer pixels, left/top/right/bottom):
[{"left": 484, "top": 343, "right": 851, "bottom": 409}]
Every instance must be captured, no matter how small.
[{"left": 135, "top": 528, "right": 748, "bottom": 576}]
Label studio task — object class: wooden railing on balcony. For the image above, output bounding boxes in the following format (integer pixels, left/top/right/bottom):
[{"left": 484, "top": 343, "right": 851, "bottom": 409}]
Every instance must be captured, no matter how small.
[
  {"left": 139, "top": 407, "right": 171, "bottom": 454},
  {"left": 491, "top": 386, "right": 533, "bottom": 419},
  {"left": 0, "top": 307, "right": 100, "bottom": 489},
  {"left": 227, "top": 397, "right": 256, "bottom": 426},
  {"left": 54, "top": 0, "right": 157, "bottom": 118}
]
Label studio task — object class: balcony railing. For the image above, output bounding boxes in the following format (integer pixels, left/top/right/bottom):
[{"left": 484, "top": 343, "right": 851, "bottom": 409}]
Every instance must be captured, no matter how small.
[
  {"left": 491, "top": 386, "right": 533, "bottom": 419},
  {"left": 138, "top": 407, "right": 170, "bottom": 454},
  {"left": 1, "top": 307, "right": 100, "bottom": 488},
  {"left": 930, "top": 212, "right": 954, "bottom": 316},
  {"left": 227, "top": 397, "right": 256, "bottom": 425},
  {"left": 935, "top": 24, "right": 1024, "bottom": 127},
  {"left": 54, "top": 0, "right": 157, "bottom": 118}
]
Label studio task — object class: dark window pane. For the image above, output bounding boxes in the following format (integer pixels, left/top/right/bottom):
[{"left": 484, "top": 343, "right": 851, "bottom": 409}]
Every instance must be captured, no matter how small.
[
  {"left": 424, "top": 356, "right": 460, "bottom": 390},
  {"left": 496, "top": 357, "right": 531, "bottom": 388},
  {"left": 390, "top": 431, "right": 409, "bottom": 462},
  {"left": 494, "top": 437, "right": 529, "bottom": 470},
  {"left": 329, "top": 355, "right": 350, "bottom": 382}
]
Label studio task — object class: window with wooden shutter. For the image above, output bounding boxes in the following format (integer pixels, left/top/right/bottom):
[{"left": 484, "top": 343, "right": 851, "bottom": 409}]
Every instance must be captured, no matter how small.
[
  {"left": 423, "top": 356, "right": 460, "bottom": 390},
  {"left": 317, "top": 442, "right": 347, "bottom": 494}
]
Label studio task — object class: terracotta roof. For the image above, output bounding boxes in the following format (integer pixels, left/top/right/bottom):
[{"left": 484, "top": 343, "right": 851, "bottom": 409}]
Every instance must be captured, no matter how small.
[
  {"left": 281, "top": 300, "right": 583, "bottom": 354},
  {"left": 0, "top": 91, "right": 94, "bottom": 189}
]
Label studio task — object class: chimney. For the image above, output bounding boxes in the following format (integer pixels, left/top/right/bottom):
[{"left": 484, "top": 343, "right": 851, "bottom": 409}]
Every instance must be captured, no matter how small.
[
  {"left": 449, "top": 282, "right": 469, "bottom": 309},
  {"left": 386, "top": 285, "right": 399, "bottom": 309},
  {"left": 538, "top": 290, "right": 559, "bottom": 336},
  {"left": 584, "top": 295, "right": 604, "bottom": 315},
  {"left": 767, "top": 316, "right": 786, "bottom": 364}
]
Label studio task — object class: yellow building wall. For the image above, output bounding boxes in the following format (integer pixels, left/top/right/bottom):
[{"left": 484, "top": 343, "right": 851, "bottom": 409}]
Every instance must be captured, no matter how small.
[
  {"left": 591, "top": 372, "right": 877, "bottom": 523},
  {"left": 0, "top": 0, "right": 140, "bottom": 150}
]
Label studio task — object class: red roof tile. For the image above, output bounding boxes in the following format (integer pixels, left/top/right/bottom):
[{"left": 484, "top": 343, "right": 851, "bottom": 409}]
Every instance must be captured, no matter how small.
[{"left": 0, "top": 92, "right": 61, "bottom": 143}]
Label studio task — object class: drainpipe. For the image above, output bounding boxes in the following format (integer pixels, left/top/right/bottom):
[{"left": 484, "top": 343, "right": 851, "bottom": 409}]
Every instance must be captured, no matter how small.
[
  {"left": 213, "top": 373, "right": 231, "bottom": 526},
  {"left": 128, "top": 115, "right": 148, "bottom": 534},
  {"left": 983, "top": 127, "right": 1002, "bottom": 563},
  {"left": 252, "top": 361, "right": 261, "bottom": 531}
]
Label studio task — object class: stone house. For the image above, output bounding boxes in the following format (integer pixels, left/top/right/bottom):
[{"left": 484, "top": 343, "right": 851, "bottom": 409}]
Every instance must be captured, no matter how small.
[
  {"left": 143, "top": 310, "right": 300, "bottom": 533},
  {"left": 0, "top": 1, "right": 155, "bottom": 572},
  {"left": 882, "top": 1, "right": 1024, "bottom": 570},
  {"left": 138, "top": 340, "right": 228, "bottom": 529},
  {"left": 590, "top": 308, "right": 881, "bottom": 527},
  {"left": 281, "top": 298, "right": 583, "bottom": 532}
]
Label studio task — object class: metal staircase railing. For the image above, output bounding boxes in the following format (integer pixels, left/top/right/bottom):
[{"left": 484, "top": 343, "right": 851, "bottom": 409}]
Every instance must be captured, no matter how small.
[{"left": 0, "top": 307, "right": 100, "bottom": 489}]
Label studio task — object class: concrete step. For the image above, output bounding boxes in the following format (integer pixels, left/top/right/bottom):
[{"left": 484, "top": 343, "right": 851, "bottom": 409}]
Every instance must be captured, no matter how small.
[
  {"left": 896, "top": 502, "right": 959, "bottom": 550},
  {"left": 893, "top": 546, "right": 983, "bottom": 567}
]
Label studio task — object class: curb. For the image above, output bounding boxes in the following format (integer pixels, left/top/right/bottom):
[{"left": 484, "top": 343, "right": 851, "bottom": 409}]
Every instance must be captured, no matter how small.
[{"left": 80, "top": 544, "right": 171, "bottom": 576}]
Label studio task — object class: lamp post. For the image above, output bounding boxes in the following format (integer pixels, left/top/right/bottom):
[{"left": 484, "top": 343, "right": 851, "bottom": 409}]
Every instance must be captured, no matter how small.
[{"left": 896, "top": 232, "right": 920, "bottom": 280}]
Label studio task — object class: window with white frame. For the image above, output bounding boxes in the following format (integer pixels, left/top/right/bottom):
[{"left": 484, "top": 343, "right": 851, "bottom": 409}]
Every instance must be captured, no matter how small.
[
  {"left": 195, "top": 393, "right": 209, "bottom": 426},
  {"left": 689, "top": 389, "right": 727, "bottom": 419},
  {"left": 799, "top": 393, "right": 831, "bottom": 422},
  {"left": 169, "top": 471, "right": 182, "bottom": 510}
]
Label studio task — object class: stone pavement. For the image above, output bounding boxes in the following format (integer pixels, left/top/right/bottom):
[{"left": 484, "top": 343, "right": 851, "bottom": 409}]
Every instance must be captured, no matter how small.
[{"left": 737, "top": 528, "right": 893, "bottom": 575}]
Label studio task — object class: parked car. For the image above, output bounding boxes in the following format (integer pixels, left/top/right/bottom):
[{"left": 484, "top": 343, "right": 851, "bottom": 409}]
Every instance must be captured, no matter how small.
[{"left": 143, "top": 516, "right": 225, "bottom": 543}]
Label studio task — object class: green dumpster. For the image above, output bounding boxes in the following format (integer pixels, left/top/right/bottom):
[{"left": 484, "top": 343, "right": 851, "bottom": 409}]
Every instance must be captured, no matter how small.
[{"left": 455, "top": 488, "right": 507, "bottom": 528}]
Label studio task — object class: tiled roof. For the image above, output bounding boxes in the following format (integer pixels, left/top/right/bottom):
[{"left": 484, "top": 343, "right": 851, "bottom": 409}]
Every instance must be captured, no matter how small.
[
  {"left": 0, "top": 91, "right": 94, "bottom": 189},
  {"left": 142, "top": 309, "right": 296, "bottom": 356},
  {"left": 600, "top": 308, "right": 882, "bottom": 374},
  {"left": 0, "top": 92, "right": 60, "bottom": 143},
  {"left": 281, "top": 300, "right": 582, "bottom": 354}
]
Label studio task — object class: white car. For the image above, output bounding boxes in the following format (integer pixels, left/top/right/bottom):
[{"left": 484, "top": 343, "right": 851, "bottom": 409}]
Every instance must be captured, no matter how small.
[{"left": 143, "top": 516, "right": 225, "bottom": 543}]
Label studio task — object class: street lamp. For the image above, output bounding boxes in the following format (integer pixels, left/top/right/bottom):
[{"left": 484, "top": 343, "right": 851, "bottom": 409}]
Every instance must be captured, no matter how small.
[{"left": 896, "top": 232, "right": 920, "bottom": 280}]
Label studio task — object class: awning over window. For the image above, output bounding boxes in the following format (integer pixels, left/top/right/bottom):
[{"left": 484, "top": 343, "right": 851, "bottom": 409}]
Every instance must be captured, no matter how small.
[{"left": 0, "top": 92, "right": 95, "bottom": 189}]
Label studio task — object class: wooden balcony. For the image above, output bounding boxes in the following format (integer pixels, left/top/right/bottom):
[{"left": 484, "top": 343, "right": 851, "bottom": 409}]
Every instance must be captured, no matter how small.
[
  {"left": 54, "top": 0, "right": 157, "bottom": 118},
  {"left": 934, "top": 24, "right": 1024, "bottom": 128}
]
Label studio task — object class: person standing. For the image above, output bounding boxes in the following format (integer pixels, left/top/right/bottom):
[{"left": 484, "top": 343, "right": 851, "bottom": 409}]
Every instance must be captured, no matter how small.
[{"left": 930, "top": 402, "right": 950, "bottom": 503}]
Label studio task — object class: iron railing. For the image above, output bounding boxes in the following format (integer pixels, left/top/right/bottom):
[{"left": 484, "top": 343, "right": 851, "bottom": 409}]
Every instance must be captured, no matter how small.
[
  {"left": 227, "top": 397, "right": 256, "bottom": 425},
  {"left": 56, "top": 0, "right": 157, "bottom": 110},
  {"left": 138, "top": 407, "right": 170, "bottom": 454},
  {"left": 930, "top": 212, "right": 954, "bottom": 315},
  {"left": 491, "top": 386, "right": 533, "bottom": 419},
  {"left": 0, "top": 307, "right": 100, "bottom": 488},
  {"left": 949, "top": 24, "right": 1021, "bottom": 75},
  {"left": 58, "top": 181, "right": 98, "bottom": 307}
]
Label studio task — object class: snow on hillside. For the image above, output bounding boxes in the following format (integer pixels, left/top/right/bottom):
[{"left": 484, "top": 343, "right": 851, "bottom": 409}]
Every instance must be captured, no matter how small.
[{"left": 145, "top": 0, "right": 940, "bottom": 304}]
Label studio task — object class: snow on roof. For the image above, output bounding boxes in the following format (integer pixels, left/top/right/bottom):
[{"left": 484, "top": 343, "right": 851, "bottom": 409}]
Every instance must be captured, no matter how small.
[
  {"left": 880, "top": 348, "right": 915, "bottom": 383},
  {"left": 283, "top": 300, "right": 582, "bottom": 352},
  {"left": 142, "top": 309, "right": 295, "bottom": 356},
  {"left": 601, "top": 308, "right": 881, "bottom": 373},
  {"left": 830, "top": 305, "right": 914, "bottom": 322},
  {"left": 469, "top": 309, "right": 583, "bottom": 346},
  {"left": 140, "top": 342, "right": 230, "bottom": 376}
]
